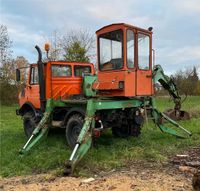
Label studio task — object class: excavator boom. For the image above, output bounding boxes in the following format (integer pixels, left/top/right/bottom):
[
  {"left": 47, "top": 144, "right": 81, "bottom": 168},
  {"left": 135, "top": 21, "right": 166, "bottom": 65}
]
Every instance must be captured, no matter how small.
[{"left": 152, "top": 65, "right": 190, "bottom": 120}]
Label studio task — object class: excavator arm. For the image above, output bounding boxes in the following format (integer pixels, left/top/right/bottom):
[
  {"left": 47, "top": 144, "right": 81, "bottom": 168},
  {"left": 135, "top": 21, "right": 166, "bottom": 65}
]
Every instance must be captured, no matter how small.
[{"left": 152, "top": 65, "right": 190, "bottom": 120}]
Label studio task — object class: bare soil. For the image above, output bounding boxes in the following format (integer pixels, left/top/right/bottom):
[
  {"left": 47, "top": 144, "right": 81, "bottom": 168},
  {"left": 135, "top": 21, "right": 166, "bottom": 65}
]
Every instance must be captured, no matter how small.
[
  {"left": 1, "top": 147, "right": 199, "bottom": 191},
  {"left": 0, "top": 164, "right": 193, "bottom": 191}
]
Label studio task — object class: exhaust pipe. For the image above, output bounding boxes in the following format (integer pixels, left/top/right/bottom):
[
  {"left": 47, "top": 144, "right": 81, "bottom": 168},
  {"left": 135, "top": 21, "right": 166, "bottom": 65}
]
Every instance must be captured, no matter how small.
[{"left": 35, "top": 45, "right": 46, "bottom": 112}]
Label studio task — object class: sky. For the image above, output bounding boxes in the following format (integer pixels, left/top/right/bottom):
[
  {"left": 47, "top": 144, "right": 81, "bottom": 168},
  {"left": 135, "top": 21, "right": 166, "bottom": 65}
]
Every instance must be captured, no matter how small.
[{"left": 1, "top": 0, "right": 200, "bottom": 75}]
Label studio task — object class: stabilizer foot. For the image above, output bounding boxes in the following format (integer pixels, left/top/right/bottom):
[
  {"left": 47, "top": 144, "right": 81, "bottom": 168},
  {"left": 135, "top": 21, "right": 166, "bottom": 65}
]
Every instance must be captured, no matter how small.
[{"left": 63, "top": 161, "right": 73, "bottom": 176}]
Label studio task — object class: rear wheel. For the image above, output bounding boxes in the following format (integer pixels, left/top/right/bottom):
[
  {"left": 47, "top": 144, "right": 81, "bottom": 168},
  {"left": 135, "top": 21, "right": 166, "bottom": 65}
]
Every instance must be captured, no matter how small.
[
  {"left": 112, "top": 124, "right": 130, "bottom": 138},
  {"left": 66, "top": 114, "right": 83, "bottom": 149},
  {"left": 130, "top": 123, "right": 141, "bottom": 137},
  {"left": 112, "top": 123, "right": 141, "bottom": 138},
  {"left": 23, "top": 111, "right": 37, "bottom": 138}
]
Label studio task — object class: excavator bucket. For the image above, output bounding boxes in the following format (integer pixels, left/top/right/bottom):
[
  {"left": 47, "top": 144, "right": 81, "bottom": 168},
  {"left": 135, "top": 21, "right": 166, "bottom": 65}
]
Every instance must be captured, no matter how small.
[{"left": 164, "top": 109, "right": 190, "bottom": 121}]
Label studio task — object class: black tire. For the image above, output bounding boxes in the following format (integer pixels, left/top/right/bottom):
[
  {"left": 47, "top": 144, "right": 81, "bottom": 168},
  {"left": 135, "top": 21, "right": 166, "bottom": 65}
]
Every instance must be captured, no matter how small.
[
  {"left": 130, "top": 123, "right": 141, "bottom": 137},
  {"left": 23, "top": 111, "right": 37, "bottom": 138},
  {"left": 112, "top": 123, "right": 141, "bottom": 138},
  {"left": 112, "top": 124, "right": 130, "bottom": 138},
  {"left": 66, "top": 114, "right": 83, "bottom": 149}
]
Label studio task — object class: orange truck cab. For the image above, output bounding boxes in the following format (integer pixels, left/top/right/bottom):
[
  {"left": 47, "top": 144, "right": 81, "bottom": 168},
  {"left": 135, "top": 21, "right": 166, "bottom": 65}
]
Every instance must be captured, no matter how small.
[
  {"left": 16, "top": 60, "right": 94, "bottom": 136},
  {"left": 93, "top": 23, "right": 154, "bottom": 97}
]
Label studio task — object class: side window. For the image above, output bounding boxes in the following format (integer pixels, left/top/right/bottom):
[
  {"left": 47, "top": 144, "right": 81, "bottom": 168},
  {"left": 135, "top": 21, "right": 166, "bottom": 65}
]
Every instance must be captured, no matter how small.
[
  {"left": 74, "top": 66, "right": 91, "bottom": 77},
  {"left": 30, "top": 67, "right": 38, "bottom": 84},
  {"left": 127, "top": 30, "right": 135, "bottom": 68},
  {"left": 138, "top": 33, "right": 150, "bottom": 70},
  {"left": 51, "top": 65, "right": 72, "bottom": 77}
]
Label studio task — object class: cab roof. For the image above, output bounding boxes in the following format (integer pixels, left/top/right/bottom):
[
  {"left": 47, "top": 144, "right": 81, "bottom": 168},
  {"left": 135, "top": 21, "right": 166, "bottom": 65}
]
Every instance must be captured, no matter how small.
[{"left": 96, "top": 23, "right": 152, "bottom": 35}]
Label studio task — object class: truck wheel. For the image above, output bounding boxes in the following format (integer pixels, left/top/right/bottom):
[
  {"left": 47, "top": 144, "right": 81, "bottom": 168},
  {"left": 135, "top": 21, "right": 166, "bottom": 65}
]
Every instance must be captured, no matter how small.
[
  {"left": 130, "top": 123, "right": 141, "bottom": 137},
  {"left": 23, "top": 111, "right": 37, "bottom": 138},
  {"left": 112, "top": 124, "right": 130, "bottom": 138},
  {"left": 66, "top": 114, "right": 83, "bottom": 149}
]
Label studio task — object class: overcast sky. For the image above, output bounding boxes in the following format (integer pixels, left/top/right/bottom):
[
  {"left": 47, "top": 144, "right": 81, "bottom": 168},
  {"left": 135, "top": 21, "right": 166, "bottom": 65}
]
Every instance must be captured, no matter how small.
[{"left": 1, "top": 0, "right": 200, "bottom": 75}]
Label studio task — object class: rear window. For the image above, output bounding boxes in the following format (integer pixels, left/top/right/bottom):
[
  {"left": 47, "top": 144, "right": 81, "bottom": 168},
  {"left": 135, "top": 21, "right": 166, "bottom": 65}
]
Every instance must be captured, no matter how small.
[
  {"left": 51, "top": 65, "right": 72, "bottom": 77},
  {"left": 74, "top": 66, "right": 91, "bottom": 77}
]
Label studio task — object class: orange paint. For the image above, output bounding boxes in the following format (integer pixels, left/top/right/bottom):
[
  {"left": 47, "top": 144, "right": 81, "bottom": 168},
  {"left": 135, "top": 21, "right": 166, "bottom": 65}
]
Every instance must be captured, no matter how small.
[
  {"left": 19, "top": 62, "right": 94, "bottom": 109},
  {"left": 94, "top": 23, "right": 154, "bottom": 97}
]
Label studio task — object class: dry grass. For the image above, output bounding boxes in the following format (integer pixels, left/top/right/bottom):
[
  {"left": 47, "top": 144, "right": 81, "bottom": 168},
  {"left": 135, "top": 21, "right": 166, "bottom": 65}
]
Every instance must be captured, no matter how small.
[{"left": 189, "top": 106, "right": 200, "bottom": 118}]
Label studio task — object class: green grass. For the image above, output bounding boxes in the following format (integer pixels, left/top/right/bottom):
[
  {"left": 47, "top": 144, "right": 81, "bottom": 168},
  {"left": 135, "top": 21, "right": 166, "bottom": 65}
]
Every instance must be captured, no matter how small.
[{"left": 1, "top": 96, "right": 200, "bottom": 177}]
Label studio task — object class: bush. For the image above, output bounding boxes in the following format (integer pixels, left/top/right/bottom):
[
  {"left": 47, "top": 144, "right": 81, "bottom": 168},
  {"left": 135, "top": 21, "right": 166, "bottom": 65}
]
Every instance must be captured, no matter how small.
[{"left": 0, "top": 82, "right": 18, "bottom": 105}]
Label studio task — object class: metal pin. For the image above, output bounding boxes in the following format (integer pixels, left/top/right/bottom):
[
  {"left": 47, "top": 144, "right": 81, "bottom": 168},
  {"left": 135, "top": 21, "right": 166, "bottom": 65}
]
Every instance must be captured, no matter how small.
[
  {"left": 23, "top": 134, "right": 34, "bottom": 149},
  {"left": 69, "top": 143, "right": 79, "bottom": 161}
]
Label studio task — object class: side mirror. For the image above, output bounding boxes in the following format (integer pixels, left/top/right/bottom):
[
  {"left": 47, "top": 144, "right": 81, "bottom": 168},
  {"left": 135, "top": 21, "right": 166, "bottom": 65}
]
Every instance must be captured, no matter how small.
[{"left": 16, "top": 69, "right": 21, "bottom": 81}]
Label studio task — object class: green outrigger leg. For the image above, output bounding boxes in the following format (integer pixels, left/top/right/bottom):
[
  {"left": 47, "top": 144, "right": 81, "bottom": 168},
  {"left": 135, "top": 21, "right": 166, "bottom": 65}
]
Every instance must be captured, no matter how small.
[
  {"left": 150, "top": 97, "right": 192, "bottom": 138},
  {"left": 19, "top": 99, "right": 54, "bottom": 155},
  {"left": 64, "top": 100, "right": 95, "bottom": 175}
]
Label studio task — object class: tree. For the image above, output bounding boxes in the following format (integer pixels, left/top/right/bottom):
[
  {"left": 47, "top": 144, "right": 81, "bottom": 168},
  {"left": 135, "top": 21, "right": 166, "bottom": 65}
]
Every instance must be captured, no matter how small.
[
  {"left": 0, "top": 25, "right": 14, "bottom": 84},
  {"left": 194, "top": 81, "right": 200, "bottom": 95},
  {"left": 0, "top": 26, "right": 30, "bottom": 104},
  {"left": 0, "top": 56, "right": 29, "bottom": 105},
  {"left": 43, "top": 29, "right": 95, "bottom": 63},
  {"left": 15, "top": 56, "right": 29, "bottom": 83},
  {"left": 62, "top": 29, "right": 95, "bottom": 62},
  {"left": 0, "top": 25, "right": 12, "bottom": 65},
  {"left": 64, "top": 41, "right": 90, "bottom": 62},
  {"left": 173, "top": 66, "right": 199, "bottom": 95}
]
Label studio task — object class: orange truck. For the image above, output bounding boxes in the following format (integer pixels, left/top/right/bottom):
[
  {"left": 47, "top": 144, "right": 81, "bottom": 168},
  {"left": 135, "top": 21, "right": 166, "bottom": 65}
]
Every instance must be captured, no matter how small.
[
  {"left": 17, "top": 23, "right": 190, "bottom": 175},
  {"left": 17, "top": 60, "right": 94, "bottom": 137}
]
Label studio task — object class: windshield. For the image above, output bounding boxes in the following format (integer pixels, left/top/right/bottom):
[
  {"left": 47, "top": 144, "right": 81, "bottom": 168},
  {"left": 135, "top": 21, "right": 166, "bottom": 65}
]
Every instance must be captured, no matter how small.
[{"left": 99, "top": 30, "right": 123, "bottom": 71}]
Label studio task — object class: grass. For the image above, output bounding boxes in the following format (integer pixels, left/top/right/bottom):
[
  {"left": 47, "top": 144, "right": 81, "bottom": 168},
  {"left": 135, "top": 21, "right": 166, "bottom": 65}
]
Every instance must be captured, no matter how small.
[{"left": 0, "top": 96, "right": 200, "bottom": 177}]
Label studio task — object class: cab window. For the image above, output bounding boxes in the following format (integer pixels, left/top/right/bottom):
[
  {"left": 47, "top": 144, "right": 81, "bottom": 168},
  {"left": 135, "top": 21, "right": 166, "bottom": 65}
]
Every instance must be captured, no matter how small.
[
  {"left": 74, "top": 66, "right": 91, "bottom": 77},
  {"left": 30, "top": 67, "right": 38, "bottom": 84},
  {"left": 127, "top": 30, "right": 135, "bottom": 68},
  {"left": 51, "top": 65, "right": 72, "bottom": 77},
  {"left": 138, "top": 33, "right": 150, "bottom": 70},
  {"left": 99, "top": 29, "right": 123, "bottom": 71}
]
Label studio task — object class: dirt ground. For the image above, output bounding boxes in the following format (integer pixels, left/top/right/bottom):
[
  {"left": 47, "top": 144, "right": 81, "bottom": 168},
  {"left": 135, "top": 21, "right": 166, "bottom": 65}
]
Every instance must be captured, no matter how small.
[
  {"left": 0, "top": 163, "right": 194, "bottom": 191},
  {"left": 1, "top": 147, "right": 200, "bottom": 191}
]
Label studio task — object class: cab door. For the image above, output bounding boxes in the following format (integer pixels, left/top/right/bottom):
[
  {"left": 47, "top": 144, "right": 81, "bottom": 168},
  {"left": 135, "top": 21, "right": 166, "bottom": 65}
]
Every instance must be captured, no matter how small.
[
  {"left": 26, "top": 66, "right": 40, "bottom": 108},
  {"left": 136, "top": 32, "right": 153, "bottom": 96}
]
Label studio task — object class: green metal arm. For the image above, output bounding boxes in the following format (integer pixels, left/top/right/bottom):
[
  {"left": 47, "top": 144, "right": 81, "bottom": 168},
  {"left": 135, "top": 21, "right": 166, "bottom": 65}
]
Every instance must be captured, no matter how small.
[
  {"left": 152, "top": 65, "right": 181, "bottom": 110},
  {"left": 150, "top": 98, "right": 192, "bottom": 138},
  {"left": 19, "top": 99, "right": 54, "bottom": 155},
  {"left": 64, "top": 99, "right": 95, "bottom": 175}
]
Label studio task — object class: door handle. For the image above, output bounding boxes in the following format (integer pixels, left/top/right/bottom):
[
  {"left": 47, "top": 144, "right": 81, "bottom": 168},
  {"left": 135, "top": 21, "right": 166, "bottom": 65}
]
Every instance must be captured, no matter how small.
[{"left": 146, "top": 74, "right": 152, "bottom": 78}]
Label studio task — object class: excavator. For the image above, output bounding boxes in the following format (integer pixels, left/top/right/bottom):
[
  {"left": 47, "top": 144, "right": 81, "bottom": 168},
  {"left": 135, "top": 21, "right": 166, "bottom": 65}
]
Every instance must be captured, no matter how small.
[{"left": 16, "top": 23, "right": 191, "bottom": 175}]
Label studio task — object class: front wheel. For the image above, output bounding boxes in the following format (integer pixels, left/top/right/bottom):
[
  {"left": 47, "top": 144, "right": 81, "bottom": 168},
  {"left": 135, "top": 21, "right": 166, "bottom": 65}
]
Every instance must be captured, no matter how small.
[
  {"left": 23, "top": 111, "right": 37, "bottom": 138},
  {"left": 66, "top": 114, "right": 84, "bottom": 149}
]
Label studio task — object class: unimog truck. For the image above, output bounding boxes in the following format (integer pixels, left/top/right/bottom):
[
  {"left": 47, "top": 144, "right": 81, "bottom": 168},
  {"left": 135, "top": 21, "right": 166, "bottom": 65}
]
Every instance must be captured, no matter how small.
[{"left": 16, "top": 23, "right": 191, "bottom": 175}]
